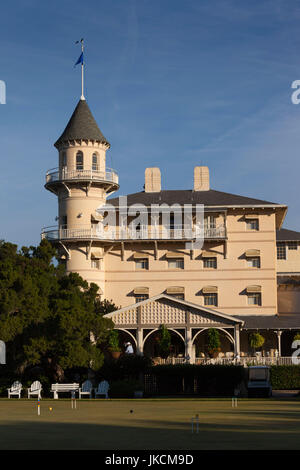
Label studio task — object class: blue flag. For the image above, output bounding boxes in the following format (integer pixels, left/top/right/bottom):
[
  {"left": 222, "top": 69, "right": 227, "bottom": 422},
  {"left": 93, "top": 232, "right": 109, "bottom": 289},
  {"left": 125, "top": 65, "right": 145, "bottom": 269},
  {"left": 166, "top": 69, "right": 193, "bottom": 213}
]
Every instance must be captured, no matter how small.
[{"left": 74, "top": 52, "right": 83, "bottom": 67}]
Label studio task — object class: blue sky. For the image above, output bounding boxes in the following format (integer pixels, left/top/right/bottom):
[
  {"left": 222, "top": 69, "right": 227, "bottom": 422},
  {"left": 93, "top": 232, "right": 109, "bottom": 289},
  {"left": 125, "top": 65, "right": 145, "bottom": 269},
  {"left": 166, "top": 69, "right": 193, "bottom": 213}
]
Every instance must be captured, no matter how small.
[{"left": 1, "top": 0, "right": 300, "bottom": 247}]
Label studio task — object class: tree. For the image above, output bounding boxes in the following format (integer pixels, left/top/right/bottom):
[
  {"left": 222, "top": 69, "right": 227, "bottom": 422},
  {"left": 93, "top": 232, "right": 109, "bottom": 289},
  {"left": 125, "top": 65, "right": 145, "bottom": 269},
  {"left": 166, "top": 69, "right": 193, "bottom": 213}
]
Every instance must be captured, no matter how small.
[{"left": 0, "top": 239, "right": 115, "bottom": 382}]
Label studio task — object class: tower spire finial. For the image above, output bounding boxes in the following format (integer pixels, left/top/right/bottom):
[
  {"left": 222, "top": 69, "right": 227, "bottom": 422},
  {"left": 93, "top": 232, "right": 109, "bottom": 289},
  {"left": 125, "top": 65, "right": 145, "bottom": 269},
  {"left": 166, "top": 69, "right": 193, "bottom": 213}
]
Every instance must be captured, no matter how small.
[{"left": 75, "top": 38, "right": 85, "bottom": 100}]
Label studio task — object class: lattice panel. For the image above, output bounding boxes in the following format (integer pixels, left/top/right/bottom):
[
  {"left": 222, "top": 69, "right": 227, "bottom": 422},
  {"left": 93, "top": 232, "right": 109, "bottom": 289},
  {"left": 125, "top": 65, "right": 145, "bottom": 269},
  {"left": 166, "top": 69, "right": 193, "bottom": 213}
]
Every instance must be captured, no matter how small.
[
  {"left": 113, "top": 309, "right": 137, "bottom": 325},
  {"left": 190, "top": 312, "right": 215, "bottom": 325},
  {"left": 141, "top": 300, "right": 186, "bottom": 324}
]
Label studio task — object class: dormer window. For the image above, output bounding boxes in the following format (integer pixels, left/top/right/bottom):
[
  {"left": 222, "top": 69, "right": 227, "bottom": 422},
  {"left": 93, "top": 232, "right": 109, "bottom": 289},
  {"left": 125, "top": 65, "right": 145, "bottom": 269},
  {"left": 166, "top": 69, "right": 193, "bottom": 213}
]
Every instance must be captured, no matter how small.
[{"left": 76, "top": 151, "right": 84, "bottom": 170}]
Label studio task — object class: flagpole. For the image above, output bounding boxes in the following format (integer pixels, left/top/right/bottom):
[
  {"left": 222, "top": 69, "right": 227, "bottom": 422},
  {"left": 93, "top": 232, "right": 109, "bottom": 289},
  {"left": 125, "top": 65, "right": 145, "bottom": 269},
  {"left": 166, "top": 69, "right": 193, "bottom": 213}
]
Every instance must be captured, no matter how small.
[{"left": 81, "top": 39, "right": 84, "bottom": 100}]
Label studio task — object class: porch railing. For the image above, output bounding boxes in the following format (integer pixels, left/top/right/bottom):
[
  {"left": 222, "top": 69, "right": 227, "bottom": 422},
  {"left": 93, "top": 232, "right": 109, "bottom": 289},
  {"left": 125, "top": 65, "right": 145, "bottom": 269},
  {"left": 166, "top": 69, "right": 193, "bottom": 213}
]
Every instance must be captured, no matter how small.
[
  {"left": 195, "top": 356, "right": 295, "bottom": 366},
  {"left": 152, "top": 356, "right": 296, "bottom": 366}
]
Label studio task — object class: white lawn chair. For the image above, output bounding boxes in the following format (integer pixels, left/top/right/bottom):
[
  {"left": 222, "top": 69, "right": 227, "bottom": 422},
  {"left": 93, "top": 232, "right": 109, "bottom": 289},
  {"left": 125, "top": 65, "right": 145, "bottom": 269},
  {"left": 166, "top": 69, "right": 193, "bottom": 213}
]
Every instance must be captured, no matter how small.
[
  {"left": 27, "top": 380, "right": 42, "bottom": 399},
  {"left": 95, "top": 380, "right": 109, "bottom": 399},
  {"left": 8, "top": 381, "right": 22, "bottom": 398},
  {"left": 79, "top": 380, "right": 93, "bottom": 399}
]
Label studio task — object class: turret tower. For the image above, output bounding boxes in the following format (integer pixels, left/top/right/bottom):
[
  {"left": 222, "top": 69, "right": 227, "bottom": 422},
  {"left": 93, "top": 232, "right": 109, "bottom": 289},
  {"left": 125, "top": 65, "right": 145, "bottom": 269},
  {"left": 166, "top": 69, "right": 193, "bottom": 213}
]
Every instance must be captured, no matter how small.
[{"left": 42, "top": 97, "right": 119, "bottom": 296}]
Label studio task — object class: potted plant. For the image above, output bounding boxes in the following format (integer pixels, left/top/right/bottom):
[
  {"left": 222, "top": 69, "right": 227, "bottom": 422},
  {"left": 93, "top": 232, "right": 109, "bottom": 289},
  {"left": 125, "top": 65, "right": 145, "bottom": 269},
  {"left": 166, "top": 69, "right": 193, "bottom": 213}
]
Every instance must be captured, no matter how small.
[
  {"left": 249, "top": 332, "right": 265, "bottom": 355},
  {"left": 207, "top": 328, "right": 221, "bottom": 358},
  {"left": 157, "top": 325, "right": 171, "bottom": 359},
  {"left": 108, "top": 330, "right": 122, "bottom": 359}
]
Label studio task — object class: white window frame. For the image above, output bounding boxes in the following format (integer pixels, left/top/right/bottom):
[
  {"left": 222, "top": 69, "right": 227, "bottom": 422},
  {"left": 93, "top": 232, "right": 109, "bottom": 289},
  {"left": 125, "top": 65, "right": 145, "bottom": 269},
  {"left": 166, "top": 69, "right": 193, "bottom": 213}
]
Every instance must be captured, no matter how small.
[
  {"left": 135, "top": 294, "right": 148, "bottom": 303},
  {"left": 167, "top": 258, "right": 184, "bottom": 270},
  {"left": 204, "top": 293, "right": 218, "bottom": 307},
  {"left": 91, "top": 259, "right": 101, "bottom": 269},
  {"left": 135, "top": 258, "right": 149, "bottom": 270},
  {"left": 246, "top": 257, "right": 260, "bottom": 268},
  {"left": 247, "top": 293, "right": 261, "bottom": 306},
  {"left": 277, "top": 243, "right": 286, "bottom": 260},
  {"left": 203, "top": 257, "right": 217, "bottom": 269},
  {"left": 246, "top": 218, "right": 259, "bottom": 231}
]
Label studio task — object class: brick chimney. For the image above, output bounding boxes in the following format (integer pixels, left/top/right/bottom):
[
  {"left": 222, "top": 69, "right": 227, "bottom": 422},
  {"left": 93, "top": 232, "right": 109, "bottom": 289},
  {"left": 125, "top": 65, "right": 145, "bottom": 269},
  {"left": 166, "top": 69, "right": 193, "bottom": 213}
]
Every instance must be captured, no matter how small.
[
  {"left": 145, "top": 167, "right": 161, "bottom": 192},
  {"left": 194, "top": 166, "right": 210, "bottom": 191}
]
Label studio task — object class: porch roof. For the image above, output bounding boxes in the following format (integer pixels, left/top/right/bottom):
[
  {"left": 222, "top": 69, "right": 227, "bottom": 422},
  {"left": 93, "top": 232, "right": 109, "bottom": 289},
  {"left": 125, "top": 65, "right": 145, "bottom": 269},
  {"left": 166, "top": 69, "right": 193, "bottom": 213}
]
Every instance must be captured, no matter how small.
[
  {"left": 104, "top": 294, "right": 244, "bottom": 328},
  {"left": 236, "top": 314, "right": 300, "bottom": 330}
]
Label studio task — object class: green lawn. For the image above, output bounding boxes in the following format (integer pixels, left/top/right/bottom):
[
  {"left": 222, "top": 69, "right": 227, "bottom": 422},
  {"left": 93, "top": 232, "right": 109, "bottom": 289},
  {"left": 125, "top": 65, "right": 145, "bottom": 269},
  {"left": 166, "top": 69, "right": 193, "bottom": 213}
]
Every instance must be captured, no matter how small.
[{"left": 0, "top": 398, "right": 300, "bottom": 450}]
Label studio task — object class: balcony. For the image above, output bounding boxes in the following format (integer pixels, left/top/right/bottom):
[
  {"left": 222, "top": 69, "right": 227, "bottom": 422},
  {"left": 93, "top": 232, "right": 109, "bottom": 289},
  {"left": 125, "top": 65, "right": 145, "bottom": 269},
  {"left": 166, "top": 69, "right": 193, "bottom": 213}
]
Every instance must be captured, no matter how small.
[
  {"left": 41, "top": 224, "right": 226, "bottom": 242},
  {"left": 45, "top": 167, "right": 119, "bottom": 191}
]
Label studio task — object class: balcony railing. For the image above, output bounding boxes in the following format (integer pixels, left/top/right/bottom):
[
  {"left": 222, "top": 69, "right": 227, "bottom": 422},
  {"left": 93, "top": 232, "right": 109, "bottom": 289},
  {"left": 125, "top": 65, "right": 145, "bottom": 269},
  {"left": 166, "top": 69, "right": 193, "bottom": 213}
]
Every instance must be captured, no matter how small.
[
  {"left": 45, "top": 167, "right": 119, "bottom": 185},
  {"left": 41, "top": 223, "right": 226, "bottom": 242}
]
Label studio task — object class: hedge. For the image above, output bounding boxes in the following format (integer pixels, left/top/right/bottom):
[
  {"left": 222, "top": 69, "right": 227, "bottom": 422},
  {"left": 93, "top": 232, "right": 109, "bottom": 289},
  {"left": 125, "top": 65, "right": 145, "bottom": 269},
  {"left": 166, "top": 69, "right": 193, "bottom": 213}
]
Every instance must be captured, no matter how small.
[
  {"left": 270, "top": 365, "right": 300, "bottom": 390},
  {"left": 145, "top": 364, "right": 245, "bottom": 397}
]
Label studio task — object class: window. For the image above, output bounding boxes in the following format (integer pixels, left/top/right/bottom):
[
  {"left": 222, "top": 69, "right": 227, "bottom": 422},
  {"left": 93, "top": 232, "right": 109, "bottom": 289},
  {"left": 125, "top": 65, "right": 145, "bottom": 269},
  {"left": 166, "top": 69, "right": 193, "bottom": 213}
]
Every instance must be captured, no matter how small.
[
  {"left": 91, "top": 259, "right": 100, "bottom": 269},
  {"left": 247, "top": 257, "right": 260, "bottom": 268},
  {"left": 168, "top": 258, "right": 184, "bottom": 269},
  {"left": 277, "top": 242, "right": 286, "bottom": 260},
  {"left": 246, "top": 218, "right": 259, "bottom": 231},
  {"left": 204, "top": 216, "right": 216, "bottom": 229},
  {"left": 203, "top": 257, "right": 217, "bottom": 269},
  {"left": 204, "top": 293, "right": 218, "bottom": 306},
  {"left": 288, "top": 241, "right": 298, "bottom": 250},
  {"left": 135, "top": 294, "right": 148, "bottom": 303},
  {"left": 62, "top": 152, "right": 67, "bottom": 169},
  {"left": 61, "top": 215, "right": 67, "bottom": 228},
  {"left": 76, "top": 151, "right": 84, "bottom": 170},
  {"left": 92, "top": 153, "right": 98, "bottom": 171},
  {"left": 135, "top": 258, "right": 148, "bottom": 270},
  {"left": 247, "top": 293, "right": 261, "bottom": 306},
  {"left": 169, "top": 293, "right": 185, "bottom": 300}
]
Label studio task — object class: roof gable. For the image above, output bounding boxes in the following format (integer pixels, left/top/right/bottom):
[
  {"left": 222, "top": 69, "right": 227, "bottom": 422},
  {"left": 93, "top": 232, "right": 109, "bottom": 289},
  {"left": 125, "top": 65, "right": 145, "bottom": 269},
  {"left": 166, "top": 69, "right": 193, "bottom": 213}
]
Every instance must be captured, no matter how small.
[{"left": 104, "top": 294, "right": 243, "bottom": 327}]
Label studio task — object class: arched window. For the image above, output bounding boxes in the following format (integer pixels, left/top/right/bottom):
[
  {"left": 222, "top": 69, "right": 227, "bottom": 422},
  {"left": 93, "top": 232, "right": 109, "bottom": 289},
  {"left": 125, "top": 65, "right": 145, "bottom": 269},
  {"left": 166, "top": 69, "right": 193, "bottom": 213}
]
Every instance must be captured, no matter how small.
[
  {"left": 92, "top": 153, "right": 98, "bottom": 171},
  {"left": 76, "top": 151, "right": 84, "bottom": 170}
]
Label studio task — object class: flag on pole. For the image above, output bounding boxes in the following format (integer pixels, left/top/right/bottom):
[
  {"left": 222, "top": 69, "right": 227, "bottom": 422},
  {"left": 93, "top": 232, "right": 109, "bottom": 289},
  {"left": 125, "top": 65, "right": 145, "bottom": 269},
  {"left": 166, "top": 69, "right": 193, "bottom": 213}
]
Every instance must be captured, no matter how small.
[{"left": 74, "top": 52, "right": 84, "bottom": 67}]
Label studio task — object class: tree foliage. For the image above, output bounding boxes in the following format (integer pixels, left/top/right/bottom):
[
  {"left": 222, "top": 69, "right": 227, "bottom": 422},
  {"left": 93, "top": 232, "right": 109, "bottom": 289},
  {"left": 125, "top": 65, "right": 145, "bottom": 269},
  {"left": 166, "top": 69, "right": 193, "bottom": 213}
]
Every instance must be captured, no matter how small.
[{"left": 0, "top": 239, "right": 115, "bottom": 381}]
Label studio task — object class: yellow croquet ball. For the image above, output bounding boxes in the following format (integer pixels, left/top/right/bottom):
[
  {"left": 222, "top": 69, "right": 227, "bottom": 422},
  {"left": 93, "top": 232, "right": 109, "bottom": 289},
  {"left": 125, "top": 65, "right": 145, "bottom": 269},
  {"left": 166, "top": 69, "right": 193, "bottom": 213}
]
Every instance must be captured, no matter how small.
[{"left": 49, "top": 407, "right": 53, "bottom": 411}]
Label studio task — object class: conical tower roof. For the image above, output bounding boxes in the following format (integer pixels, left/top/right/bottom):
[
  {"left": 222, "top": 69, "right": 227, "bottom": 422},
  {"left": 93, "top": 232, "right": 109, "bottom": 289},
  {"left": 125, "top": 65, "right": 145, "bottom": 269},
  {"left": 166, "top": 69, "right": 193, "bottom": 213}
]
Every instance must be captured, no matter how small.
[{"left": 54, "top": 99, "right": 110, "bottom": 148}]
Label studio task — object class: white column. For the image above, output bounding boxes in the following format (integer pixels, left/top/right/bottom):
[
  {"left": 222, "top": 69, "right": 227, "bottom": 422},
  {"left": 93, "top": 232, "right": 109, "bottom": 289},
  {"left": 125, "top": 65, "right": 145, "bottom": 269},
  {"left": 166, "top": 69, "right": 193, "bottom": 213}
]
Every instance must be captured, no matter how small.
[
  {"left": 234, "top": 325, "right": 240, "bottom": 357},
  {"left": 186, "top": 328, "right": 194, "bottom": 364},
  {"left": 276, "top": 330, "right": 282, "bottom": 357},
  {"left": 136, "top": 328, "right": 143, "bottom": 356}
]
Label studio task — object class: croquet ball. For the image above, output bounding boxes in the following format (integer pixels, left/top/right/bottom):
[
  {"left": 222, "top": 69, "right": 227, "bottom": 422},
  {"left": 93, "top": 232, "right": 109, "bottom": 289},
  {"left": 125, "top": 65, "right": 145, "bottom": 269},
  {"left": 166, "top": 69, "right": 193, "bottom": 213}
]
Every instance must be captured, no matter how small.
[
  {"left": 49, "top": 407, "right": 52, "bottom": 411},
  {"left": 130, "top": 410, "right": 133, "bottom": 413}
]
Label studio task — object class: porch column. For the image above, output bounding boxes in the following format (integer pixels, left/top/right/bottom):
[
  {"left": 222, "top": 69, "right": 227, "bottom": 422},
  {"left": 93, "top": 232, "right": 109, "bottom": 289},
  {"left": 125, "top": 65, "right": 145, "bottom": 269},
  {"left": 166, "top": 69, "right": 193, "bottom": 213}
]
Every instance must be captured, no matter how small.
[
  {"left": 186, "top": 328, "right": 194, "bottom": 364},
  {"left": 136, "top": 328, "right": 143, "bottom": 355},
  {"left": 276, "top": 330, "right": 282, "bottom": 357},
  {"left": 234, "top": 324, "right": 240, "bottom": 357}
]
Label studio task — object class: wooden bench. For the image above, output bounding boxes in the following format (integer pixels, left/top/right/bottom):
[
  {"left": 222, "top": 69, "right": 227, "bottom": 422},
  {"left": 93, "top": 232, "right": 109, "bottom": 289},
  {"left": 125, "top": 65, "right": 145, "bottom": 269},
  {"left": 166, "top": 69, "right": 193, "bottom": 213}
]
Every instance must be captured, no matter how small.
[{"left": 51, "top": 383, "right": 79, "bottom": 399}]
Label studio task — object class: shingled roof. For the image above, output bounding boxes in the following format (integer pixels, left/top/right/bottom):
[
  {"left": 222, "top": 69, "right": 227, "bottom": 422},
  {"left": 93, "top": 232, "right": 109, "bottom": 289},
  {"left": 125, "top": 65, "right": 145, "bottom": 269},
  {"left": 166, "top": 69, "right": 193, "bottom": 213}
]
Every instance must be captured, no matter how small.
[
  {"left": 54, "top": 99, "right": 110, "bottom": 148},
  {"left": 276, "top": 228, "right": 300, "bottom": 241},
  {"left": 108, "top": 189, "right": 282, "bottom": 207}
]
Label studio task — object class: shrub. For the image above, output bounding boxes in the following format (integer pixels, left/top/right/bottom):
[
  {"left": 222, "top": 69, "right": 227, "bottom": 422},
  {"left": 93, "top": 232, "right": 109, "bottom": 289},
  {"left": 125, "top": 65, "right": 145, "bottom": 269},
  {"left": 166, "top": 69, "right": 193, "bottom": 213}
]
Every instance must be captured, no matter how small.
[
  {"left": 109, "top": 379, "right": 143, "bottom": 398},
  {"left": 207, "top": 328, "right": 221, "bottom": 355},
  {"left": 157, "top": 325, "right": 171, "bottom": 358},
  {"left": 270, "top": 365, "right": 300, "bottom": 390},
  {"left": 249, "top": 333, "right": 265, "bottom": 352},
  {"left": 108, "top": 330, "right": 121, "bottom": 352}
]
